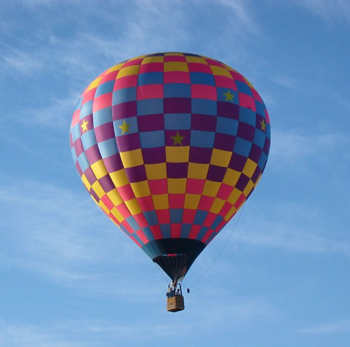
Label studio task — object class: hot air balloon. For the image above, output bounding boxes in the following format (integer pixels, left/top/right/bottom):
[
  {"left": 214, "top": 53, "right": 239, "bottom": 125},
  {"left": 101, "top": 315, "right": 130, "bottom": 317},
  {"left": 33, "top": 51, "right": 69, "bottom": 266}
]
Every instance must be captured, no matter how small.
[{"left": 69, "top": 52, "right": 271, "bottom": 312}]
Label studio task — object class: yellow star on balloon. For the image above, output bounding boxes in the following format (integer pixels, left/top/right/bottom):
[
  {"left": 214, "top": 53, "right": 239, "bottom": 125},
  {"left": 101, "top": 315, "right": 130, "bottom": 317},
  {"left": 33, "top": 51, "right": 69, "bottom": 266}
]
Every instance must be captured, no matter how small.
[
  {"left": 223, "top": 90, "right": 234, "bottom": 102},
  {"left": 171, "top": 131, "right": 185, "bottom": 146},
  {"left": 81, "top": 119, "right": 89, "bottom": 132},
  {"left": 260, "top": 119, "right": 266, "bottom": 132},
  {"left": 118, "top": 120, "right": 131, "bottom": 135}
]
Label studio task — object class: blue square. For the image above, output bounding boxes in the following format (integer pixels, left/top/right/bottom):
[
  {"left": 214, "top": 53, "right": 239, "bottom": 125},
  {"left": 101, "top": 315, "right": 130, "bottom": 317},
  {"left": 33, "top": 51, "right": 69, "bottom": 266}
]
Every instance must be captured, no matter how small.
[
  {"left": 126, "top": 216, "right": 140, "bottom": 231},
  {"left": 140, "top": 130, "right": 165, "bottom": 148},
  {"left": 144, "top": 211, "right": 158, "bottom": 226},
  {"left": 137, "top": 99, "right": 163, "bottom": 116},
  {"left": 190, "top": 72, "right": 215, "bottom": 86},
  {"left": 211, "top": 215, "right": 224, "bottom": 230},
  {"left": 164, "top": 113, "right": 191, "bottom": 130},
  {"left": 113, "top": 87, "right": 137, "bottom": 105},
  {"left": 77, "top": 153, "right": 90, "bottom": 172},
  {"left": 93, "top": 107, "right": 113, "bottom": 127},
  {"left": 170, "top": 209, "right": 183, "bottom": 223},
  {"left": 81, "top": 130, "right": 97, "bottom": 149},
  {"left": 75, "top": 97, "right": 83, "bottom": 111},
  {"left": 164, "top": 83, "right": 191, "bottom": 98},
  {"left": 180, "top": 224, "right": 191, "bottom": 238},
  {"left": 71, "top": 147, "right": 78, "bottom": 162},
  {"left": 253, "top": 129, "right": 266, "bottom": 149},
  {"left": 95, "top": 80, "right": 114, "bottom": 97},
  {"left": 216, "top": 117, "right": 238, "bottom": 136},
  {"left": 258, "top": 152, "right": 268, "bottom": 170},
  {"left": 114, "top": 117, "right": 138, "bottom": 137},
  {"left": 191, "top": 130, "right": 215, "bottom": 148},
  {"left": 197, "top": 226, "right": 209, "bottom": 240},
  {"left": 72, "top": 124, "right": 81, "bottom": 142},
  {"left": 160, "top": 224, "right": 171, "bottom": 238},
  {"left": 236, "top": 81, "right": 253, "bottom": 96},
  {"left": 141, "top": 226, "right": 155, "bottom": 241},
  {"left": 192, "top": 99, "right": 216, "bottom": 115},
  {"left": 255, "top": 100, "right": 266, "bottom": 116},
  {"left": 217, "top": 87, "right": 239, "bottom": 104},
  {"left": 234, "top": 137, "right": 252, "bottom": 157},
  {"left": 239, "top": 106, "right": 256, "bottom": 126},
  {"left": 194, "top": 210, "right": 208, "bottom": 225},
  {"left": 98, "top": 138, "right": 119, "bottom": 158},
  {"left": 138, "top": 72, "right": 163, "bottom": 85},
  {"left": 80, "top": 100, "right": 93, "bottom": 118}
]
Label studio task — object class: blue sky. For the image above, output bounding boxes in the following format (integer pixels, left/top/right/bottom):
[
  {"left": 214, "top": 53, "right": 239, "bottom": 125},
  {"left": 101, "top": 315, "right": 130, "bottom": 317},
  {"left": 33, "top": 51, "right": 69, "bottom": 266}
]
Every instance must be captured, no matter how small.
[{"left": 1, "top": 0, "right": 350, "bottom": 346}]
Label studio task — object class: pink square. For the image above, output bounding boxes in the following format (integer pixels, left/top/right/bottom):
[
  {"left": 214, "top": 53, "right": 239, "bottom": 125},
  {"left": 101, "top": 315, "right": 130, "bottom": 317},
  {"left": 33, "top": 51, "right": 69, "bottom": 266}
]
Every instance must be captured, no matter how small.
[
  {"left": 265, "top": 109, "right": 271, "bottom": 124},
  {"left": 230, "top": 70, "right": 246, "bottom": 83},
  {"left": 100, "top": 70, "right": 118, "bottom": 83},
  {"left": 164, "top": 71, "right": 190, "bottom": 84},
  {"left": 121, "top": 220, "right": 134, "bottom": 234},
  {"left": 215, "top": 75, "right": 237, "bottom": 90},
  {"left": 217, "top": 184, "right": 234, "bottom": 200},
  {"left": 93, "top": 93, "right": 113, "bottom": 112},
  {"left": 201, "top": 228, "right": 214, "bottom": 243},
  {"left": 116, "top": 202, "right": 131, "bottom": 219},
  {"left": 191, "top": 85, "right": 217, "bottom": 100},
  {"left": 171, "top": 224, "right": 181, "bottom": 238},
  {"left": 140, "top": 63, "right": 163, "bottom": 73},
  {"left": 137, "top": 84, "right": 163, "bottom": 100},
  {"left": 219, "top": 202, "right": 233, "bottom": 218},
  {"left": 189, "top": 225, "right": 201, "bottom": 239},
  {"left": 137, "top": 196, "right": 154, "bottom": 212},
  {"left": 101, "top": 194, "right": 114, "bottom": 210},
  {"left": 251, "top": 88, "right": 263, "bottom": 103},
  {"left": 164, "top": 55, "right": 186, "bottom": 62},
  {"left": 118, "top": 184, "right": 135, "bottom": 201},
  {"left": 206, "top": 59, "right": 224, "bottom": 67},
  {"left": 150, "top": 225, "right": 162, "bottom": 239},
  {"left": 149, "top": 179, "right": 167, "bottom": 195},
  {"left": 136, "top": 230, "right": 149, "bottom": 244},
  {"left": 169, "top": 194, "right": 184, "bottom": 209},
  {"left": 186, "top": 179, "right": 205, "bottom": 194},
  {"left": 123, "top": 59, "right": 143, "bottom": 67},
  {"left": 71, "top": 109, "right": 80, "bottom": 127},
  {"left": 133, "top": 213, "right": 148, "bottom": 228},
  {"left": 239, "top": 93, "right": 256, "bottom": 112},
  {"left": 203, "top": 212, "right": 216, "bottom": 228},
  {"left": 188, "top": 63, "right": 212, "bottom": 73},
  {"left": 214, "top": 219, "right": 226, "bottom": 233},
  {"left": 198, "top": 196, "right": 214, "bottom": 211},
  {"left": 82, "top": 88, "right": 96, "bottom": 104},
  {"left": 234, "top": 193, "right": 246, "bottom": 209},
  {"left": 130, "top": 234, "right": 142, "bottom": 247},
  {"left": 113, "top": 75, "right": 138, "bottom": 91},
  {"left": 182, "top": 209, "right": 196, "bottom": 224},
  {"left": 109, "top": 212, "right": 120, "bottom": 226},
  {"left": 156, "top": 209, "right": 170, "bottom": 224}
]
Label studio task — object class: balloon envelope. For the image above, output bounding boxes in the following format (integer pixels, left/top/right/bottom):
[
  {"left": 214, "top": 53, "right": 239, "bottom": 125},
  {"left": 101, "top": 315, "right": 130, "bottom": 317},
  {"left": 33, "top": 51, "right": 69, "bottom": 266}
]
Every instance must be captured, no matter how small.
[{"left": 69, "top": 52, "right": 271, "bottom": 281}]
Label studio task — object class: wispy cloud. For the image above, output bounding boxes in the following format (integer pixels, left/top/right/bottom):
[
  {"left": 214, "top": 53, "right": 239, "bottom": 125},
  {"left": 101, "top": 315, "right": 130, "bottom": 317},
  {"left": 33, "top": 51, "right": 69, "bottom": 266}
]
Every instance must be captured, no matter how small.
[{"left": 299, "top": 319, "right": 350, "bottom": 334}]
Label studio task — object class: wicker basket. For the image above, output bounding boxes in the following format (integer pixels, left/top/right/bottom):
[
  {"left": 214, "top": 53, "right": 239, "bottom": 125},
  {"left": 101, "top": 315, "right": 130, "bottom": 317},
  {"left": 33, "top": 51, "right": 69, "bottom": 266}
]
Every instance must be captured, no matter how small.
[{"left": 167, "top": 295, "right": 185, "bottom": 312}]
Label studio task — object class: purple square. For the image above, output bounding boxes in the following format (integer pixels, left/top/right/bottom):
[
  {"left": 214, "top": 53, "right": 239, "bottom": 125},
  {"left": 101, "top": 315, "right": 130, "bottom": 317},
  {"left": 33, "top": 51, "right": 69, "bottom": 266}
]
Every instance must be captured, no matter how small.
[
  {"left": 164, "top": 98, "right": 191, "bottom": 113},
  {"left": 263, "top": 137, "right": 270, "bottom": 154},
  {"left": 104, "top": 153, "right": 124, "bottom": 172},
  {"left": 74, "top": 138, "right": 84, "bottom": 157},
  {"left": 167, "top": 163, "right": 188, "bottom": 178},
  {"left": 217, "top": 101, "right": 239, "bottom": 119},
  {"left": 95, "top": 122, "right": 115, "bottom": 143},
  {"left": 76, "top": 162, "right": 83, "bottom": 176},
  {"left": 207, "top": 165, "right": 227, "bottom": 182},
  {"left": 85, "top": 144, "right": 102, "bottom": 165},
  {"left": 189, "top": 147, "right": 212, "bottom": 164},
  {"left": 84, "top": 167, "right": 97, "bottom": 185},
  {"left": 125, "top": 165, "right": 147, "bottom": 183},
  {"left": 89, "top": 188, "right": 100, "bottom": 202},
  {"left": 99, "top": 174, "right": 115, "bottom": 192},
  {"left": 112, "top": 101, "right": 137, "bottom": 120},
  {"left": 229, "top": 153, "right": 247, "bottom": 171},
  {"left": 251, "top": 166, "right": 261, "bottom": 183},
  {"left": 237, "top": 122, "right": 255, "bottom": 142},
  {"left": 236, "top": 173, "right": 250, "bottom": 191},
  {"left": 248, "top": 144, "right": 263, "bottom": 163},
  {"left": 138, "top": 114, "right": 164, "bottom": 132},
  {"left": 192, "top": 114, "right": 217, "bottom": 131},
  {"left": 142, "top": 147, "right": 166, "bottom": 164},
  {"left": 214, "top": 133, "right": 236, "bottom": 151},
  {"left": 116, "top": 133, "right": 141, "bottom": 152}
]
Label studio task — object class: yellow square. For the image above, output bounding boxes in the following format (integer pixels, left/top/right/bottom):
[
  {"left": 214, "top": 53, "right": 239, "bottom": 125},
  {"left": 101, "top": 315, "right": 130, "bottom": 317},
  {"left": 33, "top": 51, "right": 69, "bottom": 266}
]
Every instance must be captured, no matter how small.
[
  {"left": 142, "top": 56, "right": 164, "bottom": 64},
  {"left": 111, "top": 207, "right": 124, "bottom": 223},
  {"left": 107, "top": 189, "right": 123, "bottom": 206},
  {"left": 117, "top": 65, "right": 140, "bottom": 78},
  {"left": 99, "top": 200, "right": 110, "bottom": 215},
  {"left": 125, "top": 198, "right": 142, "bottom": 215},
  {"left": 210, "top": 149, "right": 232, "bottom": 167},
  {"left": 210, "top": 66, "right": 232, "bottom": 78},
  {"left": 185, "top": 56, "right": 208, "bottom": 64},
  {"left": 188, "top": 163, "right": 209, "bottom": 179},
  {"left": 202, "top": 180, "right": 220, "bottom": 197},
  {"left": 129, "top": 54, "right": 147, "bottom": 60},
  {"left": 120, "top": 149, "right": 143, "bottom": 168},
  {"left": 166, "top": 146, "right": 189, "bottom": 163},
  {"left": 86, "top": 77, "right": 102, "bottom": 92},
  {"left": 210, "top": 198, "right": 225, "bottom": 214},
  {"left": 164, "top": 52, "right": 184, "bottom": 56},
  {"left": 106, "top": 63, "right": 124, "bottom": 74},
  {"left": 224, "top": 206, "right": 237, "bottom": 221},
  {"left": 91, "top": 159, "right": 108, "bottom": 179},
  {"left": 184, "top": 194, "right": 201, "bottom": 209},
  {"left": 243, "top": 180, "right": 254, "bottom": 197},
  {"left": 168, "top": 179, "right": 186, "bottom": 194},
  {"left": 130, "top": 181, "right": 151, "bottom": 198},
  {"left": 81, "top": 174, "right": 91, "bottom": 190},
  {"left": 164, "top": 62, "right": 189, "bottom": 72},
  {"left": 91, "top": 181, "right": 105, "bottom": 198},
  {"left": 223, "top": 168, "right": 240, "bottom": 187},
  {"left": 243, "top": 158, "right": 258, "bottom": 178},
  {"left": 152, "top": 194, "right": 169, "bottom": 210},
  {"left": 222, "top": 63, "right": 236, "bottom": 72},
  {"left": 244, "top": 77, "right": 255, "bottom": 89},
  {"left": 227, "top": 188, "right": 242, "bottom": 205},
  {"left": 145, "top": 163, "right": 167, "bottom": 180},
  {"left": 110, "top": 169, "right": 129, "bottom": 188}
]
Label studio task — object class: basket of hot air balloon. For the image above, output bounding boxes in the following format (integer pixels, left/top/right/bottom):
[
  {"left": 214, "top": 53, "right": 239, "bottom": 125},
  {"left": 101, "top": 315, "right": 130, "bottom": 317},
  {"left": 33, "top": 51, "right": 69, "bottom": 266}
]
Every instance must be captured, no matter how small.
[{"left": 69, "top": 52, "right": 271, "bottom": 311}]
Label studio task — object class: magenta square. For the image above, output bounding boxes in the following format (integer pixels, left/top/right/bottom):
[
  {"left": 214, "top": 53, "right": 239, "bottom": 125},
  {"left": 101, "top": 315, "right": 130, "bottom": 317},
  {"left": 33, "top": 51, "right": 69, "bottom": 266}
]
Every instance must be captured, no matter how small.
[
  {"left": 116, "top": 133, "right": 141, "bottom": 152},
  {"left": 164, "top": 98, "right": 191, "bottom": 113},
  {"left": 191, "top": 114, "right": 217, "bottom": 131},
  {"left": 217, "top": 102, "right": 239, "bottom": 119},
  {"left": 214, "top": 133, "right": 236, "bottom": 151},
  {"left": 167, "top": 163, "right": 188, "bottom": 178},
  {"left": 112, "top": 101, "right": 137, "bottom": 120},
  {"left": 125, "top": 165, "right": 147, "bottom": 183},
  {"left": 142, "top": 147, "right": 166, "bottom": 164},
  {"left": 189, "top": 147, "right": 212, "bottom": 164},
  {"left": 138, "top": 114, "right": 164, "bottom": 132}
]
